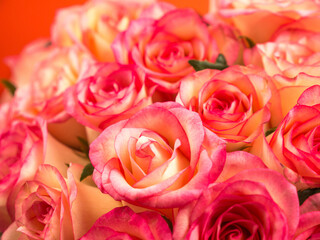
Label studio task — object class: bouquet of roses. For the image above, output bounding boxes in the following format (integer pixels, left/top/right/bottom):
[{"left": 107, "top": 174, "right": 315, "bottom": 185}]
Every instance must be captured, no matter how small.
[{"left": 1, "top": 0, "right": 320, "bottom": 239}]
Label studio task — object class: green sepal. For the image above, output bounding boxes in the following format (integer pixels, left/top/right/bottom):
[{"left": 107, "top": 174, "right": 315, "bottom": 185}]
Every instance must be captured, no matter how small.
[
  {"left": 161, "top": 215, "right": 173, "bottom": 232},
  {"left": 239, "top": 36, "right": 255, "bottom": 48},
  {"left": 77, "top": 136, "right": 90, "bottom": 159},
  {"left": 265, "top": 127, "right": 277, "bottom": 137},
  {"left": 1, "top": 79, "right": 16, "bottom": 96},
  {"left": 188, "top": 54, "right": 229, "bottom": 71},
  {"left": 80, "top": 163, "right": 94, "bottom": 181},
  {"left": 298, "top": 188, "right": 320, "bottom": 205}
]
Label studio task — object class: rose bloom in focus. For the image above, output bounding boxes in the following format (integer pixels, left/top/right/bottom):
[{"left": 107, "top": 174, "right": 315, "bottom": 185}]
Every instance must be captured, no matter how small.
[
  {"left": 89, "top": 102, "right": 226, "bottom": 218},
  {"left": 80, "top": 206, "right": 172, "bottom": 240},
  {"left": 112, "top": 5, "right": 240, "bottom": 94},
  {"left": 176, "top": 65, "right": 272, "bottom": 151},
  {"left": 51, "top": 0, "right": 155, "bottom": 62}
]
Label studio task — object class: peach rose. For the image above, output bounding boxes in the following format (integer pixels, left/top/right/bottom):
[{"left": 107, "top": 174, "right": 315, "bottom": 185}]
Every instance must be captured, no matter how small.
[
  {"left": 176, "top": 65, "right": 272, "bottom": 151},
  {"left": 11, "top": 45, "right": 94, "bottom": 148},
  {"left": 64, "top": 63, "right": 153, "bottom": 132},
  {"left": 248, "top": 29, "right": 320, "bottom": 79},
  {"left": 251, "top": 85, "right": 320, "bottom": 189},
  {"left": 0, "top": 103, "right": 45, "bottom": 231},
  {"left": 12, "top": 45, "right": 93, "bottom": 123},
  {"left": 5, "top": 39, "right": 53, "bottom": 87},
  {"left": 51, "top": 0, "right": 154, "bottom": 62},
  {"left": 173, "top": 168, "right": 299, "bottom": 239},
  {"left": 210, "top": 0, "right": 320, "bottom": 43},
  {"left": 295, "top": 193, "right": 320, "bottom": 239},
  {"left": 2, "top": 164, "right": 122, "bottom": 240},
  {"left": 80, "top": 206, "right": 172, "bottom": 240},
  {"left": 89, "top": 102, "right": 226, "bottom": 211},
  {"left": 112, "top": 7, "right": 240, "bottom": 93}
]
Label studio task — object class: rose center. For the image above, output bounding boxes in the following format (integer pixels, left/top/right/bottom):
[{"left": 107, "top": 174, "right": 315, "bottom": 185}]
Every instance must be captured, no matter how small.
[
  {"left": 204, "top": 90, "right": 247, "bottom": 115},
  {"left": 26, "top": 201, "right": 54, "bottom": 226},
  {"left": 135, "top": 135, "right": 172, "bottom": 174}
]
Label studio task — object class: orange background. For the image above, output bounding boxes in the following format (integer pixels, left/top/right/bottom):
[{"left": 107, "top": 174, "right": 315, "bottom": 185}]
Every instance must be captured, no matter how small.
[{"left": 0, "top": 0, "right": 208, "bottom": 79}]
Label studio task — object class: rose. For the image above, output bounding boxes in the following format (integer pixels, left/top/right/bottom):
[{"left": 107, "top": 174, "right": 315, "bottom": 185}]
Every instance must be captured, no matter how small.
[
  {"left": 295, "top": 193, "right": 320, "bottom": 239},
  {"left": 245, "top": 28, "right": 320, "bottom": 117},
  {"left": 0, "top": 103, "right": 45, "bottom": 231},
  {"left": 247, "top": 29, "right": 320, "bottom": 79},
  {"left": 176, "top": 65, "right": 272, "bottom": 151},
  {"left": 112, "top": 7, "right": 240, "bottom": 94},
  {"left": 11, "top": 45, "right": 94, "bottom": 148},
  {"left": 251, "top": 85, "right": 320, "bottom": 189},
  {"left": 5, "top": 39, "right": 53, "bottom": 87},
  {"left": 173, "top": 168, "right": 300, "bottom": 239},
  {"left": 64, "top": 63, "right": 153, "bottom": 133},
  {"left": 269, "top": 85, "right": 320, "bottom": 189},
  {"left": 210, "top": 0, "right": 320, "bottom": 43},
  {"left": 51, "top": 0, "right": 154, "bottom": 62},
  {"left": 2, "top": 164, "right": 122, "bottom": 240},
  {"left": 80, "top": 206, "right": 172, "bottom": 240},
  {"left": 89, "top": 102, "right": 226, "bottom": 211},
  {"left": 12, "top": 45, "right": 93, "bottom": 123}
]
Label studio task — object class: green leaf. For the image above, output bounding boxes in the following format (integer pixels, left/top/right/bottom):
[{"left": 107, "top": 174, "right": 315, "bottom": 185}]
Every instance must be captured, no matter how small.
[
  {"left": 265, "top": 127, "right": 277, "bottom": 137},
  {"left": 188, "top": 54, "right": 229, "bottom": 71},
  {"left": 80, "top": 163, "right": 94, "bottom": 181},
  {"left": 239, "top": 36, "right": 255, "bottom": 48},
  {"left": 215, "top": 53, "right": 227, "bottom": 66},
  {"left": 298, "top": 188, "right": 320, "bottom": 205},
  {"left": 1, "top": 79, "right": 16, "bottom": 96},
  {"left": 161, "top": 215, "right": 173, "bottom": 232},
  {"left": 77, "top": 136, "right": 90, "bottom": 159}
]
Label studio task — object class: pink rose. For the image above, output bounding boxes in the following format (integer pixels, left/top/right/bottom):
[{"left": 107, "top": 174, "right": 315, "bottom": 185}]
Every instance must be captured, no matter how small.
[
  {"left": 295, "top": 193, "right": 320, "bottom": 239},
  {"left": 0, "top": 104, "right": 45, "bottom": 231},
  {"left": 80, "top": 206, "right": 172, "bottom": 240},
  {"left": 2, "top": 164, "right": 122, "bottom": 240},
  {"left": 64, "top": 63, "right": 153, "bottom": 132},
  {"left": 51, "top": 0, "right": 154, "bottom": 62},
  {"left": 251, "top": 85, "right": 320, "bottom": 189},
  {"left": 89, "top": 102, "right": 226, "bottom": 211},
  {"left": 112, "top": 7, "right": 240, "bottom": 93},
  {"left": 176, "top": 65, "right": 272, "bottom": 151},
  {"left": 173, "top": 168, "right": 299, "bottom": 239},
  {"left": 210, "top": 0, "right": 320, "bottom": 43}
]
